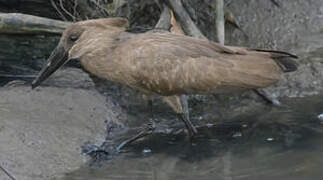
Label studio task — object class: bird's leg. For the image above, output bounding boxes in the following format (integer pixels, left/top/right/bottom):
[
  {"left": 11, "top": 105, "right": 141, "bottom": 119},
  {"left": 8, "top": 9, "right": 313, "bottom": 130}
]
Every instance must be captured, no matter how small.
[
  {"left": 163, "top": 95, "right": 198, "bottom": 141},
  {"left": 179, "top": 95, "right": 198, "bottom": 139},
  {"left": 143, "top": 94, "right": 154, "bottom": 120},
  {"left": 148, "top": 98, "right": 153, "bottom": 120},
  {"left": 253, "top": 89, "right": 281, "bottom": 106},
  {"left": 116, "top": 95, "right": 155, "bottom": 152}
]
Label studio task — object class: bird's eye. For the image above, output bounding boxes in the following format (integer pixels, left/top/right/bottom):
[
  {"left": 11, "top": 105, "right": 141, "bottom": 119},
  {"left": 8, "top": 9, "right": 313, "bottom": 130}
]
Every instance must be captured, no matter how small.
[{"left": 70, "top": 35, "right": 78, "bottom": 41}]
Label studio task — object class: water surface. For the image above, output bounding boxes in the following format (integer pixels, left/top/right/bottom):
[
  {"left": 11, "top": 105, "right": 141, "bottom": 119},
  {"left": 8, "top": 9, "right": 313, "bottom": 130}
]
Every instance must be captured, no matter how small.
[{"left": 58, "top": 94, "right": 323, "bottom": 180}]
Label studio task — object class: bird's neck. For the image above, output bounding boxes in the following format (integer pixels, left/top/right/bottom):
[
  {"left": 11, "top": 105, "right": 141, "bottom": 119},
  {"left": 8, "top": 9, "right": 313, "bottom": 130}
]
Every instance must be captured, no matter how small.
[{"left": 79, "top": 31, "right": 131, "bottom": 81}]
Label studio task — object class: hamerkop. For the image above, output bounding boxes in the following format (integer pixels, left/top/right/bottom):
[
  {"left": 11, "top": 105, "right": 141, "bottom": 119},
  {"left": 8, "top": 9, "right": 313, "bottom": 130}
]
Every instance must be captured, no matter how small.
[{"left": 32, "top": 18, "right": 297, "bottom": 145}]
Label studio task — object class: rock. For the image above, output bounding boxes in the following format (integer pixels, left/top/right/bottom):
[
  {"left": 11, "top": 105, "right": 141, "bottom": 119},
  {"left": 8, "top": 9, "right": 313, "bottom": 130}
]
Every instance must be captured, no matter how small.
[
  {"left": 0, "top": 68, "right": 125, "bottom": 180},
  {"left": 39, "top": 67, "right": 95, "bottom": 89}
]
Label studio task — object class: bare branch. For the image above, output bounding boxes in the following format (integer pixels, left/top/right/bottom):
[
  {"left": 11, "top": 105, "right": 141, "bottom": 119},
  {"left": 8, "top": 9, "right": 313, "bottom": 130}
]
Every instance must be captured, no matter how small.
[
  {"left": 0, "top": 164, "right": 16, "bottom": 180},
  {"left": 50, "top": 0, "right": 68, "bottom": 21},
  {"left": 165, "top": 0, "right": 206, "bottom": 39},
  {"left": 155, "top": 4, "right": 171, "bottom": 30},
  {"left": 59, "top": 0, "right": 76, "bottom": 21},
  {"left": 90, "top": 0, "right": 109, "bottom": 17},
  {"left": 73, "top": 0, "right": 78, "bottom": 19},
  {"left": 215, "top": 0, "right": 225, "bottom": 44},
  {"left": 0, "top": 13, "right": 71, "bottom": 34}
]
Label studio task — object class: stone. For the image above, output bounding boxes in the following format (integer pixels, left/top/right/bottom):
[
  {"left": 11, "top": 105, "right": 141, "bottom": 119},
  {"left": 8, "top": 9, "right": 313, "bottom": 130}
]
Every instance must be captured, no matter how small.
[{"left": 0, "top": 68, "right": 124, "bottom": 180}]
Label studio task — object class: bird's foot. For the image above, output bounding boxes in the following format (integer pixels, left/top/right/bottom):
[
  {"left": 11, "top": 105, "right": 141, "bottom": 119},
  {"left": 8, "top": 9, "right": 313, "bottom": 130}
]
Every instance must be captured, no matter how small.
[
  {"left": 253, "top": 89, "right": 281, "bottom": 106},
  {"left": 177, "top": 112, "right": 198, "bottom": 143},
  {"left": 187, "top": 127, "right": 198, "bottom": 144},
  {"left": 81, "top": 142, "right": 116, "bottom": 162}
]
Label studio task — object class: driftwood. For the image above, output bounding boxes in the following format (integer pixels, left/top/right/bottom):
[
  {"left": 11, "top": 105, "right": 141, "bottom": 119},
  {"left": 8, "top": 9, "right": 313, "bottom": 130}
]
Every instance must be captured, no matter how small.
[
  {"left": 165, "top": 0, "right": 206, "bottom": 39},
  {"left": 0, "top": 13, "right": 68, "bottom": 80},
  {"left": 0, "top": 13, "right": 71, "bottom": 34},
  {"left": 215, "top": 0, "right": 225, "bottom": 44},
  {"left": 155, "top": 3, "right": 171, "bottom": 30}
]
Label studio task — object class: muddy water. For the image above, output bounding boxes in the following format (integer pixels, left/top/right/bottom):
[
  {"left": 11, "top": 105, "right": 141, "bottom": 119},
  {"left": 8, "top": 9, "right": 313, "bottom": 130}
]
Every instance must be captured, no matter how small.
[{"left": 56, "top": 92, "right": 323, "bottom": 180}]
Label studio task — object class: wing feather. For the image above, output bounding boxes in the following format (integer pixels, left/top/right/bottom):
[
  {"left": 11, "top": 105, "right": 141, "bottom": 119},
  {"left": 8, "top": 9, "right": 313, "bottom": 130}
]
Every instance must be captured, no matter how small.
[{"left": 113, "top": 31, "right": 283, "bottom": 95}]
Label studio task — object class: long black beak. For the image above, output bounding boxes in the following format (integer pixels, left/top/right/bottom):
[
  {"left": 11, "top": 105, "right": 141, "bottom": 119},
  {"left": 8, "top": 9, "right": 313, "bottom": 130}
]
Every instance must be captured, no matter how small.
[{"left": 31, "top": 46, "right": 68, "bottom": 89}]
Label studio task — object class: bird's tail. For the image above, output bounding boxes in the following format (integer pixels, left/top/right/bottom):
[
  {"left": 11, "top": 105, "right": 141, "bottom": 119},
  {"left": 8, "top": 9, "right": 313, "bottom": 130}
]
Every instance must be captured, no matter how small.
[{"left": 252, "top": 49, "right": 298, "bottom": 73}]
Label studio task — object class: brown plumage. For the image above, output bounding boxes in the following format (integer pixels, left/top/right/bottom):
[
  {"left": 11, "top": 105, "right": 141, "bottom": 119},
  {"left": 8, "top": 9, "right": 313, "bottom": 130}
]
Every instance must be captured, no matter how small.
[{"left": 32, "top": 18, "right": 297, "bottom": 141}]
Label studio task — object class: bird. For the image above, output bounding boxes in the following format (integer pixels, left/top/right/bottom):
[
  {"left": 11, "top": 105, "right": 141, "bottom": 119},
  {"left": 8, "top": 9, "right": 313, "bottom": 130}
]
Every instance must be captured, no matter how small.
[{"left": 31, "top": 17, "right": 297, "bottom": 149}]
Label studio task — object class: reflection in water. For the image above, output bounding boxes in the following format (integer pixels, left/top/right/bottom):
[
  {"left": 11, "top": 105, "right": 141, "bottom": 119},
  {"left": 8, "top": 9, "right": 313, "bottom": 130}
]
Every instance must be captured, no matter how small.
[{"left": 58, "top": 94, "right": 323, "bottom": 180}]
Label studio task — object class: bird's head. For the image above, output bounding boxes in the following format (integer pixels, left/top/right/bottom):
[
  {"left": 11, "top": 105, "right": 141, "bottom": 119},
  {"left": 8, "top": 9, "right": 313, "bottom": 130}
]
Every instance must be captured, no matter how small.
[{"left": 31, "top": 17, "right": 128, "bottom": 89}]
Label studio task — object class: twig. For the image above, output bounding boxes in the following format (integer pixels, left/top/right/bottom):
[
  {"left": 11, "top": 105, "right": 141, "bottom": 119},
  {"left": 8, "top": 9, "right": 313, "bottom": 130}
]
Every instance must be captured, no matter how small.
[
  {"left": 225, "top": 0, "right": 233, "bottom": 7},
  {"left": 0, "top": 164, "right": 16, "bottom": 180},
  {"left": 165, "top": 0, "right": 206, "bottom": 39},
  {"left": 155, "top": 3, "right": 171, "bottom": 30},
  {"left": 215, "top": 0, "right": 225, "bottom": 44},
  {"left": 73, "top": 0, "right": 78, "bottom": 20},
  {"left": 59, "top": 0, "right": 76, "bottom": 21},
  {"left": 225, "top": 11, "right": 249, "bottom": 39},
  {"left": 270, "top": 0, "right": 281, "bottom": 7},
  {"left": 90, "top": 0, "right": 109, "bottom": 17},
  {"left": 50, "top": 0, "right": 68, "bottom": 21}
]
